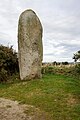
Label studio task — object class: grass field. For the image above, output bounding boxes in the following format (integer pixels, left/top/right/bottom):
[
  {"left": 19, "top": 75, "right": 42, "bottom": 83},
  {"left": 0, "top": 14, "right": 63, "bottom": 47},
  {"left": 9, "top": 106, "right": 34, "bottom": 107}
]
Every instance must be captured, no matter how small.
[{"left": 0, "top": 74, "right": 80, "bottom": 120}]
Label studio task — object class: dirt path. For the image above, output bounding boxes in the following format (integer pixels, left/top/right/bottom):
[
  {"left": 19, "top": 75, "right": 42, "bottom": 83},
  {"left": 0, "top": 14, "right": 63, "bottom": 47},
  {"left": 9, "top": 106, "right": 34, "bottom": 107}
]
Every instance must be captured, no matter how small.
[{"left": 0, "top": 98, "right": 49, "bottom": 120}]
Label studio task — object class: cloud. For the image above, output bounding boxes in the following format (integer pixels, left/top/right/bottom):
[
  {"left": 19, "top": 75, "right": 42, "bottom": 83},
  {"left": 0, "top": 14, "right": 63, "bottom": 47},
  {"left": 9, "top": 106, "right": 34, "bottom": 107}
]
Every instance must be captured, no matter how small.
[{"left": 0, "top": 0, "right": 80, "bottom": 62}]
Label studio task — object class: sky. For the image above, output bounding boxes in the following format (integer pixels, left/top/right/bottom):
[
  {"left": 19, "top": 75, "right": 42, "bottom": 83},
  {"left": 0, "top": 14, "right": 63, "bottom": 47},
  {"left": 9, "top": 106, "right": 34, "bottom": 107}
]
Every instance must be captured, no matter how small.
[{"left": 0, "top": 0, "right": 80, "bottom": 62}]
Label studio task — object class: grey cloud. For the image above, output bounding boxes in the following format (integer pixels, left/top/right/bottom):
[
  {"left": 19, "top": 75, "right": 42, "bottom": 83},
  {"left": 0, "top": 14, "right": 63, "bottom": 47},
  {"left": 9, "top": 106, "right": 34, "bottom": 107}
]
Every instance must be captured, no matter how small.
[{"left": 0, "top": 0, "right": 80, "bottom": 62}]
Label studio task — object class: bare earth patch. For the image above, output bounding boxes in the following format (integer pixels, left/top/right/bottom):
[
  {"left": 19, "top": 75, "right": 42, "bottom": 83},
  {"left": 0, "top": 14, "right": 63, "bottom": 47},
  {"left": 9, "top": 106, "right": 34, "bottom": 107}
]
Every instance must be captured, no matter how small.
[{"left": 0, "top": 98, "right": 49, "bottom": 120}]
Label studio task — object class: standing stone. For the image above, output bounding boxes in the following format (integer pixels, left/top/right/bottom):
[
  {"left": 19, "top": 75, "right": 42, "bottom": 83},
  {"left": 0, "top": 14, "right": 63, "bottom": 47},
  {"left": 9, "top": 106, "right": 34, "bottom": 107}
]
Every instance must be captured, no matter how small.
[{"left": 18, "top": 9, "right": 43, "bottom": 80}]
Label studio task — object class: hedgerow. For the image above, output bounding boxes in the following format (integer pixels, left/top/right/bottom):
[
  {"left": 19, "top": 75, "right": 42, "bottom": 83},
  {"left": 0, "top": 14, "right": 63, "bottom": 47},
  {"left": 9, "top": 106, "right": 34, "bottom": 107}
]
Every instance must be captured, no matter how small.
[{"left": 0, "top": 45, "right": 19, "bottom": 82}]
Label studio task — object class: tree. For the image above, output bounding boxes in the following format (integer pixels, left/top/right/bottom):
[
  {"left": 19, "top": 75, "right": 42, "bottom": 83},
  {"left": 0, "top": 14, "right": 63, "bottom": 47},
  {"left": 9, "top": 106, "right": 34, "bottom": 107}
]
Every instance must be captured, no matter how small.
[
  {"left": 62, "top": 62, "right": 69, "bottom": 65},
  {"left": 73, "top": 50, "right": 80, "bottom": 62}
]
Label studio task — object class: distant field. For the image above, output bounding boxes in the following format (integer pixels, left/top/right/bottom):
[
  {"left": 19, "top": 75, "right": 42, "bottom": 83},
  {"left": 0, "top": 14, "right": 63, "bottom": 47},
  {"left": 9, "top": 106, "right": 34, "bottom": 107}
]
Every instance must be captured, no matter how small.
[{"left": 0, "top": 74, "right": 80, "bottom": 120}]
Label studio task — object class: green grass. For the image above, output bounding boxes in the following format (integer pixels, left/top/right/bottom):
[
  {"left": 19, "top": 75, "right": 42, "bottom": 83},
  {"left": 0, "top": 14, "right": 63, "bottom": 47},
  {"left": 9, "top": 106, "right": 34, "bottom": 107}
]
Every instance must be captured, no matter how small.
[{"left": 0, "top": 74, "right": 80, "bottom": 120}]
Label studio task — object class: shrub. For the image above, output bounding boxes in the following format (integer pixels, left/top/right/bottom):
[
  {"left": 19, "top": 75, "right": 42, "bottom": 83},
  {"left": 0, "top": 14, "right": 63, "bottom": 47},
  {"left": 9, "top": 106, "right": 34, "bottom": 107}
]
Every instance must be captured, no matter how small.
[
  {"left": 0, "top": 68, "right": 8, "bottom": 82},
  {"left": 41, "top": 66, "right": 55, "bottom": 74},
  {"left": 75, "top": 63, "right": 80, "bottom": 74},
  {"left": 0, "top": 45, "right": 19, "bottom": 82}
]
